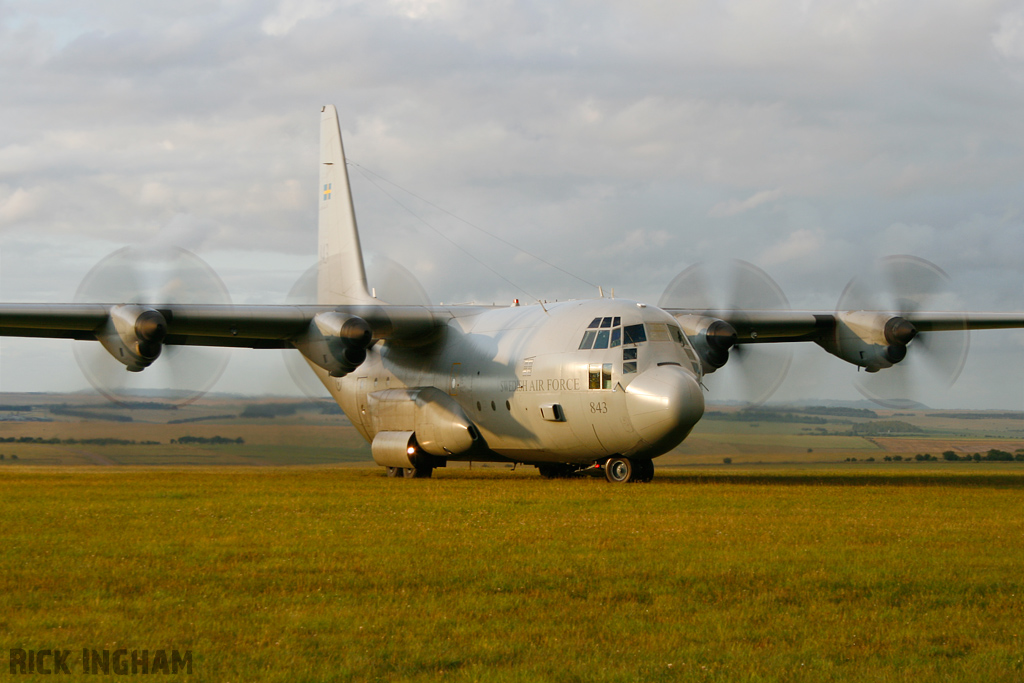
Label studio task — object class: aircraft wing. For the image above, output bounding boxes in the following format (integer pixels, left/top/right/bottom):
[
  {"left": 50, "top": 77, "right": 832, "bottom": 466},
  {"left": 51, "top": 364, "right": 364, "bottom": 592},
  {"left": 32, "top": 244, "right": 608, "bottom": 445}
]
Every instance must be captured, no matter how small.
[
  {"left": 663, "top": 309, "right": 1024, "bottom": 344},
  {"left": 903, "top": 312, "right": 1024, "bottom": 333},
  {"left": 0, "top": 303, "right": 452, "bottom": 349},
  {"left": 7, "top": 304, "right": 1022, "bottom": 348}
]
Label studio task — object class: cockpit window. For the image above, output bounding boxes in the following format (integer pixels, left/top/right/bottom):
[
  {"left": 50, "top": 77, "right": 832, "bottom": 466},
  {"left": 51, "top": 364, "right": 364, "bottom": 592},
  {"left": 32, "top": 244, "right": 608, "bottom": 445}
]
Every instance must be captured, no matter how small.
[
  {"left": 623, "top": 324, "right": 646, "bottom": 345},
  {"left": 580, "top": 320, "right": 635, "bottom": 349},
  {"left": 643, "top": 322, "right": 688, "bottom": 346},
  {"left": 646, "top": 323, "right": 670, "bottom": 342},
  {"left": 580, "top": 319, "right": 642, "bottom": 350}
]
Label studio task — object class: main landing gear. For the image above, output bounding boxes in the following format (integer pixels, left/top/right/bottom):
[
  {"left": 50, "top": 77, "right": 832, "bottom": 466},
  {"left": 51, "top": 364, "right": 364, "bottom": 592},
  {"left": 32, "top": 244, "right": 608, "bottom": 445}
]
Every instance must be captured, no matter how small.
[
  {"left": 603, "top": 457, "right": 654, "bottom": 483},
  {"left": 385, "top": 464, "right": 433, "bottom": 478},
  {"left": 536, "top": 463, "right": 578, "bottom": 479}
]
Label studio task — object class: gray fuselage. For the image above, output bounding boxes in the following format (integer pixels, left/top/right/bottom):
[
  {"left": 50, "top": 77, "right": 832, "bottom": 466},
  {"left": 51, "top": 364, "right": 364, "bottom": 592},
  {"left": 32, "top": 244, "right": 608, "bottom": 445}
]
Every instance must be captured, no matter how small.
[{"left": 318, "top": 298, "right": 706, "bottom": 465}]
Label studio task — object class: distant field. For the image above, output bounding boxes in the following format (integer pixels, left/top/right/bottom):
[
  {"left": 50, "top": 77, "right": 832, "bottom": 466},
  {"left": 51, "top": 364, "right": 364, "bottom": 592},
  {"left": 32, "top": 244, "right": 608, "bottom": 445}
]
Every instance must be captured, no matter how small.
[
  {"left": 2, "top": 468, "right": 1024, "bottom": 682},
  {"left": 668, "top": 407, "right": 1024, "bottom": 466},
  {"left": 0, "top": 422, "right": 372, "bottom": 465},
  {"left": 0, "top": 395, "right": 373, "bottom": 465},
  {"left": 2, "top": 395, "right": 1024, "bottom": 468}
]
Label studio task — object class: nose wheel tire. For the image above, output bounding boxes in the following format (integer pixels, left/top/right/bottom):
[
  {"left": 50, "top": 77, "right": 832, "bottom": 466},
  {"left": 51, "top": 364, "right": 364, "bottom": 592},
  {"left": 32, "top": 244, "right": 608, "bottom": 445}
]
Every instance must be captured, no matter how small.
[
  {"left": 605, "top": 457, "right": 654, "bottom": 483},
  {"left": 605, "top": 457, "right": 634, "bottom": 483},
  {"left": 386, "top": 466, "right": 402, "bottom": 478}
]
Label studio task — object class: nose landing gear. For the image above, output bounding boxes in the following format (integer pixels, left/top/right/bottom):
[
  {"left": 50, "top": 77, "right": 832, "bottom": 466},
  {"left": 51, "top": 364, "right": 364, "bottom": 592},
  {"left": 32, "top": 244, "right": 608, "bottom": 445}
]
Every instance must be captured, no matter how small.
[{"left": 604, "top": 457, "right": 654, "bottom": 483}]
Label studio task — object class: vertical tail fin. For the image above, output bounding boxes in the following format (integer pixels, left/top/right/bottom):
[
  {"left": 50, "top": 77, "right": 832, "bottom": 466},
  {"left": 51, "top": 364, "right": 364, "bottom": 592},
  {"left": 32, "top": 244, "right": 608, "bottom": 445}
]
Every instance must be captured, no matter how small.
[{"left": 318, "top": 105, "right": 373, "bottom": 305}]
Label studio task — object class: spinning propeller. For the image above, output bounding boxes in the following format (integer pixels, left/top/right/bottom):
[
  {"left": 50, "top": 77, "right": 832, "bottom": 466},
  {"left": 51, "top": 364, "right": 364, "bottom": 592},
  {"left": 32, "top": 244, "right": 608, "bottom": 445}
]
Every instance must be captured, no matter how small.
[
  {"left": 283, "top": 254, "right": 431, "bottom": 399},
  {"left": 73, "top": 246, "right": 231, "bottom": 404},
  {"left": 659, "top": 259, "right": 792, "bottom": 406},
  {"left": 837, "top": 255, "right": 969, "bottom": 409}
]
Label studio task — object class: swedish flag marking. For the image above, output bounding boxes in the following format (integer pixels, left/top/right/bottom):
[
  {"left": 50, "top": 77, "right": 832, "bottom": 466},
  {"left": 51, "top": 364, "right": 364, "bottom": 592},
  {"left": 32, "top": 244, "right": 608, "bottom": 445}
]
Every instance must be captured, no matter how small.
[{"left": 323, "top": 183, "right": 332, "bottom": 200}]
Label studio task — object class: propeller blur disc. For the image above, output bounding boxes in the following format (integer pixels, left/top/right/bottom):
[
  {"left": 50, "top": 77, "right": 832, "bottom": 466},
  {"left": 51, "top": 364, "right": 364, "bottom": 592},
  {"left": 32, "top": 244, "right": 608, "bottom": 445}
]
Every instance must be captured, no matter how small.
[
  {"left": 283, "top": 253, "right": 431, "bottom": 400},
  {"left": 838, "top": 255, "right": 969, "bottom": 409},
  {"left": 283, "top": 262, "right": 329, "bottom": 401},
  {"left": 73, "top": 245, "right": 231, "bottom": 405},
  {"left": 659, "top": 259, "right": 792, "bottom": 406}
]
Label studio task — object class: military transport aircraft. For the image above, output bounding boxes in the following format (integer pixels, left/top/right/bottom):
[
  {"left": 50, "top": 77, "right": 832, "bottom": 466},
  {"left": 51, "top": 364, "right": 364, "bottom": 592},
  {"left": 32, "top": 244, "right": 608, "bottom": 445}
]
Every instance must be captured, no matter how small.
[{"left": 2, "top": 105, "right": 1023, "bottom": 482}]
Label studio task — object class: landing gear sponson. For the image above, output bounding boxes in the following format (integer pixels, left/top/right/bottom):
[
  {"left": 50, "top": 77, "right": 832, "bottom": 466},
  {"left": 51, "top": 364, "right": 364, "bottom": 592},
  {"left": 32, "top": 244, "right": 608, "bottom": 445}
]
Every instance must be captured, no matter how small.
[
  {"left": 384, "top": 456, "right": 655, "bottom": 482},
  {"left": 535, "top": 457, "right": 655, "bottom": 483}
]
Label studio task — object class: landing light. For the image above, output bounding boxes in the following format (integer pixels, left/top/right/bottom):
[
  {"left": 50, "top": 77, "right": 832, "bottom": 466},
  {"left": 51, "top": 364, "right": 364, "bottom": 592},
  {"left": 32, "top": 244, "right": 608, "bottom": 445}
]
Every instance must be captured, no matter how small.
[{"left": 407, "top": 446, "right": 417, "bottom": 455}]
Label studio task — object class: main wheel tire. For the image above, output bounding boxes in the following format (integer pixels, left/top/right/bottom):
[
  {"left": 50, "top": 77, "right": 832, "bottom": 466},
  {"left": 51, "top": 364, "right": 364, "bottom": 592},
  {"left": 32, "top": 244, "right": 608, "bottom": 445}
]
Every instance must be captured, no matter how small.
[
  {"left": 405, "top": 464, "right": 433, "bottom": 478},
  {"left": 537, "top": 463, "right": 574, "bottom": 479},
  {"left": 634, "top": 459, "right": 655, "bottom": 482},
  {"left": 605, "top": 457, "right": 634, "bottom": 483},
  {"left": 386, "top": 466, "right": 401, "bottom": 478},
  {"left": 537, "top": 464, "right": 558, "bottom": 479}
]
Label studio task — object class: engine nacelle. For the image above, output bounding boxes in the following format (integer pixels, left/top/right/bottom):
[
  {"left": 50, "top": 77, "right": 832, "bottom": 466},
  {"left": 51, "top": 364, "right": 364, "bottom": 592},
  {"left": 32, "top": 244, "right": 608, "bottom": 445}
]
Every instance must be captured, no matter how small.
[
  {"left": 674, "top": 314, "right": 737, "bottom": 374},
  {"left": 292, "top": 311, "right": 372, "bottom": 377},
  {"left": 95, "top": 304, "right": 168, "bottom": 372},
  {"left": 816, "top": 311, "right": 917, "bottom": 372},
  {"left": 370, "top": 430, "right": 419, "bottom": 468}
]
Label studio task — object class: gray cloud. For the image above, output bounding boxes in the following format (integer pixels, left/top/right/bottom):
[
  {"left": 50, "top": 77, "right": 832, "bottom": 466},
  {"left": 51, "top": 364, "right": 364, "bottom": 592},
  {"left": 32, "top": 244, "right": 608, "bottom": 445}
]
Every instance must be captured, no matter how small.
[{"left": 2, "top": 0, "right": 1024, "bottom": 407}]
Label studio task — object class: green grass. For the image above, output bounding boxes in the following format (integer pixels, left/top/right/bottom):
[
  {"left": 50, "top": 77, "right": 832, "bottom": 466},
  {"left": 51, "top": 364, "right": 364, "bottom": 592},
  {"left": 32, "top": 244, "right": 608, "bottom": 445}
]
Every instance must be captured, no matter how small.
[{"left": 2, "top": 468, "right": 1024, "bottom": 681}]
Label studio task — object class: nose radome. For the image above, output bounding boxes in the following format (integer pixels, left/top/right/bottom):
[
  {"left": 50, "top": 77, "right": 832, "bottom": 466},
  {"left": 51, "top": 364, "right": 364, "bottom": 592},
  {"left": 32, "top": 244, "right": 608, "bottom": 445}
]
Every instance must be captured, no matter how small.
[{"left": 624, "top": 365, "right": 705, "bottom": 456}]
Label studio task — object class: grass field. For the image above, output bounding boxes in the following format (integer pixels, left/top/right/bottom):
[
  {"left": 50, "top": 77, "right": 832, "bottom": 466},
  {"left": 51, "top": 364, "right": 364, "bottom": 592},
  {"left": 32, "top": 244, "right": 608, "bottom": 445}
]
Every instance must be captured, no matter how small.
[{"left": 2, "top": 467, "right": 1024, "bottom": 682}]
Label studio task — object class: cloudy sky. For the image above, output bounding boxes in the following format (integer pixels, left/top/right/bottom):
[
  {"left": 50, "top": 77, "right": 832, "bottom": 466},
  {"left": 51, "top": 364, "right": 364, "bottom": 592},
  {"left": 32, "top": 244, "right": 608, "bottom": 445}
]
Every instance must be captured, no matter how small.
[{"left": 2, "top": 0, "right": 1024, "bottom": 408}]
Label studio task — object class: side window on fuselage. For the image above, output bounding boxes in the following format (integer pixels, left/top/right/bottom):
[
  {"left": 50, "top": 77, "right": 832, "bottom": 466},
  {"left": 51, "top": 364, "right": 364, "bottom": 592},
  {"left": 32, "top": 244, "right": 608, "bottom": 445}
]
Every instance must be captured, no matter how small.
[
  {"left": 588, "top": 363, "right": 613, "bottom": 389},
  {"left": 622, "top": 347, "right": 638, "bottom": 374}
]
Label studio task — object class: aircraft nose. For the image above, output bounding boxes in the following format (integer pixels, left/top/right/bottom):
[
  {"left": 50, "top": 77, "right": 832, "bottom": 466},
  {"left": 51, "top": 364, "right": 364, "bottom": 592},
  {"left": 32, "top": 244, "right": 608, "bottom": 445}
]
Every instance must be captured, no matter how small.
[{"left": 624, "top": 365, "right": 705, "bottom": 456}]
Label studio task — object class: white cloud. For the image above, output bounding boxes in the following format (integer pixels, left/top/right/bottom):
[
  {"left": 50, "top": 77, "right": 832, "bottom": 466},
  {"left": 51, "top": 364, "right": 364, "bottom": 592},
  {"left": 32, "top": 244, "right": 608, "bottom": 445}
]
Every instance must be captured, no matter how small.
[
  {"left": 879, "top": 222, "right": 937, "bottom": 258},
  {"left": 387, "top": 0, "right": 452, "bottom": 20},
  {"left": 151, "top": 213, "right": 221, "bottom": 251},
  {"left": 260, "top": 0, "right": 338, "bottom": 36},
  {"left": 0, "top": 187, "right": 41, "bottom": 224},
  {"left": 759, "top": 228, "right": 825, "bottom": 267},
  {"left": 993, "top": 8, "right": 1024, "bottom": 61},
  {"left": 709, "top": 189, "right": 783, "bottom": 218},
  {"left": 2, "top": 1, "right": 1024, "bottom": 406},
  {"left": 139, "top": 182, "right": 174, "bottom": 207}
]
